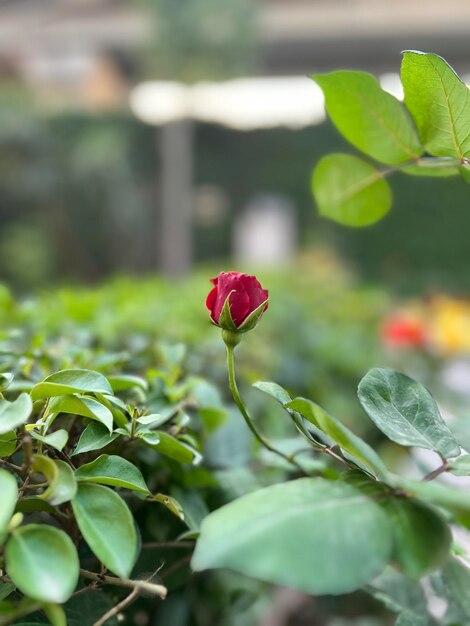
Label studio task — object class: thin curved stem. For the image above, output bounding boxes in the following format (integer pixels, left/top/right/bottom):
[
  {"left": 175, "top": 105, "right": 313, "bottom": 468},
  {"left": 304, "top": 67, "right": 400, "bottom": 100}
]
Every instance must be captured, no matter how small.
[{"left": 226, "top": 345, "right": 305, "bottom": 474}]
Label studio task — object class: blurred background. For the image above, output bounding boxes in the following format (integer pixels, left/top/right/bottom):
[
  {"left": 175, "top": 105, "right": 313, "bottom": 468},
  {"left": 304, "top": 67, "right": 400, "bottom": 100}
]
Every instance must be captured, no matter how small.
[
  {"left": 1, "top": 0, "right": 470, "bottom": 292},
  {"left": 2, "top": 2, "right": 470, "bottom": 625}
]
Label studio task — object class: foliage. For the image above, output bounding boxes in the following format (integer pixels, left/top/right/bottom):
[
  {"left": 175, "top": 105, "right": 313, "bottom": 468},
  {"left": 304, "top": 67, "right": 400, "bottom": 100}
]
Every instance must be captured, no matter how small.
[
  {"left": 312, "top": 51, "right": 470, "bottom": 227},
  {"left": 0, "top": 264, "right": 469, "bottom": 625}
]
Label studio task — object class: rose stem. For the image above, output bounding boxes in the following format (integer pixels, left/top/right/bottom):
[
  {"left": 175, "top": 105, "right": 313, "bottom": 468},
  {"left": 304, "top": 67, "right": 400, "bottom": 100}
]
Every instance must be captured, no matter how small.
[{"left": 225, "top": 344, "right": 305, "bottom": 474}]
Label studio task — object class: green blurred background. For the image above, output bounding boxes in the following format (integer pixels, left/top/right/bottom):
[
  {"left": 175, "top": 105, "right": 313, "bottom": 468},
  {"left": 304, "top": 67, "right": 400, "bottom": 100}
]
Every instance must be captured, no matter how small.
[{"left": 1, "top": 0, "right": 470, "bottom": 292}]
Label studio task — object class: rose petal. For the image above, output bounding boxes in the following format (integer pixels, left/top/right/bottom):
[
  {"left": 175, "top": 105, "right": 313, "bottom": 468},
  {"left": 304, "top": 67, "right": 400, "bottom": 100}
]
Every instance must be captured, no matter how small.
[{"left": 205, "top": 286, "right": 218, "bottom": 314}]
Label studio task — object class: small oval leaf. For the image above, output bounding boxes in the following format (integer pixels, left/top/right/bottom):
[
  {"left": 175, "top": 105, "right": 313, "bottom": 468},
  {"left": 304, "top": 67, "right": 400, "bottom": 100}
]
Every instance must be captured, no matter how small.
[
  {"left": 0, "top": 394, "right": 33, "bottom": 435},
  {"left": 75, "top": 454, "right": 149, "bottom": 493},
  {"left": 31, "top": 370, "right": 113, "bottom": 401},
  {"left": 72, "top": 483, "right": 138, "bottom": 578},
  {"left": 0, "top": 469, "right": 18, "bottom": 543},
  {"left": 312, "top": 154, "right": 392, "bottom": 227},
  {"left": 5, "top": 525, "right": 79, "bottom": 603}
]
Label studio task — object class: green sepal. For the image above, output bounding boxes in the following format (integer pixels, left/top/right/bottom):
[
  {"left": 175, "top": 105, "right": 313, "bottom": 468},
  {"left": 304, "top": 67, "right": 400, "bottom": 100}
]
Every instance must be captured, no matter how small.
[
  {"left": 217, "top": 294, "right": 238, "bottom": 332},
  {"left": 238, "top": 299, "right": 268, "bottom": 332}
]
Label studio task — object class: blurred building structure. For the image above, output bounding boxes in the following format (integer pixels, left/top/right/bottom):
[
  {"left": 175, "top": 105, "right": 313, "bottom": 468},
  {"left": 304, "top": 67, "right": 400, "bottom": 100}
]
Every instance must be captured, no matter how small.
[
  {"left": 1, "top": 0, "right": 470, "bottom": 284},
  {"left": 1, "top": 0, "right": 470, "bottom": 101}
]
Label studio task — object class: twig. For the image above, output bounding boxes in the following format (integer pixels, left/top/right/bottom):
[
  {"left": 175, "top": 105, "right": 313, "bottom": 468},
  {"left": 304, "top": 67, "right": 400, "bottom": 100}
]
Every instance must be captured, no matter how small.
[
  {"left": 0, "top": 459, "right": 23, "bottom": 474},
  {"left": 423, "top": 460, "right": 449, "bottom": 481},
  {"left": 160, "top": 555, "right": 191, "bottom": 578},
  {"left": 93, "top": 587, "right": 140, "bottom": 626},
  {"left": 21, "top": 433, "right": 33, "bottom": 477},
  {"left": 79, "top": 569, "right": 167, "bottom": 599}
]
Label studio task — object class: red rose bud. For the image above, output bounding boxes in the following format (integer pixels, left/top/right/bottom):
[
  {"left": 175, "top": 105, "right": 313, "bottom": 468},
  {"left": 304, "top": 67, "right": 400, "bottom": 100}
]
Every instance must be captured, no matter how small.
[{"left": 206, "top": 272, "right": 269, "bottom": 337}]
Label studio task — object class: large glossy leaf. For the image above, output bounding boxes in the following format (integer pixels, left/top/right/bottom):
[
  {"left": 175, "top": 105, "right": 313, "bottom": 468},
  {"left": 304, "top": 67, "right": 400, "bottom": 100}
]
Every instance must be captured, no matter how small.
[
  {"left": 75, "top": 454, "right": 149, "bottom": 493},
  {"left": 345, "top": 471, "right": 450, "bottom": 578},
  {"left": 286, "top": 397, "right": 388, "bottom": 478},
  {"left": 32, "top": 455, "right": 77, "bottom": 506},
  {"left": 0, "top": 470, "right": 18, "bottom": 543},
  {"left": 313, "top": 70, "right": 422, "bottom": 164},
  {"left": 0, "top": 394, "right": 32, "bottom": 435},
  {"left": 192, "top": 478, "right": 393, "bottom": 595},
  {"left": 48, "top": 395, "right": 113, "bottom": 433},
  {"left": 72, "top": 483, "right": 137, "bottom": 578},
  {"left": 358, "top": 368, "right": 460, "bottom": 458},
  {"left": 5, "top": 525, "right": 79, "bottom": 603},
  {"left": 71, "top": 422, "right": 120, "bottom": 456},
  {"left": 402, "top": 51, "right": 470, "bottom": 158},
  {"left": 312, "top": 154, "right": 391, "bottom": 226},
  {"left": 30, "top": 369, "right": 113, "bottom": 401}
]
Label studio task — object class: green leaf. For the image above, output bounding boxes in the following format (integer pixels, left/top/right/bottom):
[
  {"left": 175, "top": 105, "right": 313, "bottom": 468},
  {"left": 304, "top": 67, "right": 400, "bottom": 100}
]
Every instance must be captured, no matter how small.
[
  {"left": 0, "top": 469, "right": 18, "bottom": 543},
  {"left": 386, "top": 496, "right": 453, "bottom": 578},
  {"left": 192, "top": 477, "right": 393, "bottom": 595},
  {"left": 30, "top": 429, "right": 69, "bottom": 452},
  {"left": 313, "top": 70, "right": 423, "bottom": 164},
  {"left": 138, "top": 430, "right": 202, "bottom": 465},
  {"left": 345, "top": 471, "right": 451, "bottom": 578},
  {"left": 0, "top": 373, "right": 13, "bottom": 393},
  {"left": 71, "top": 422, "right": 119, "bottom": 456},
  {"left": 0, "top": 394, "right": 32, "bottom": 435},
  {"left": 392, "top": 476, "right": 470, "bottom": 518},
  {"left": 449, "top": 454, "right": 470, "bottom": 475},
  {"left": 30, "top": 369, "right": 113, "bottom": 401},
  {"left": 312, "top": 154, "right": 392, "bottom": 226},
  {"left": 94, "top": 393, "right": 129, "bottom": 429},
  {"left": 370, "top": 568, "right": 428, "bottom": 616},
  {"left": 32, "top": 455, "right": 77, "bottom": 506},
  {"left": 286, "top": 397, "right": 388, "bottom": 479},
  {"left": 358, "top": 368, "right": 460, "bottom": 458},
  {"left": 0, "top": 581, "right": 15, "bottom": 602},
  {"left": 402, "top": 163, "right": 459, "bottom": 177},
  {"left": 148, "top": 493, "right": 185, "bottom": 521},
  {"left": 48, "top": 395, "right": 113, "bottom": 433},
  {"left": 75, "top": 454, "right": 149, "bottom": 493},
  {"left": 395, "top": 612, "right": 429, "bottom": 626},
  {"left": 171, "top": 486, "right": 209, "bottom": 530},
  {"left": 461, "top": 165, "right": 470, "bottom": 183},
  {"left": 402, "top": 51, "right": 470, "bottom": 158},
  {"left": 72, "top": 483, "right": 138, "bottom": 578},
  {"left": 42, "top": 603, "right": 67, "bottom": 626},
  {"left": 441, "top": 557, "right": 470, "bottom": 618},
  {"left": 0, "top": 431, "right": 16, "bottom": 457},
  {"left": 198, "top": 407, "right": 227, "bottom": 433},
  {"left": 136, "top": 414, "right": 166, "bottom": 427},
  {"left": 107, "top": 374, "right": 148, "bottom": 393},
  {"left": 64, "top": 592, "right": 118, "bottom": 626},
  {"left": 253, "top": 381, "right": 292, "bottom": 405},
  {"left": 15, "top": 497, "right": 55, "bottom": 514},
  {"left": 5, "top": 525, "right": 79, "bottom": 603}
]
